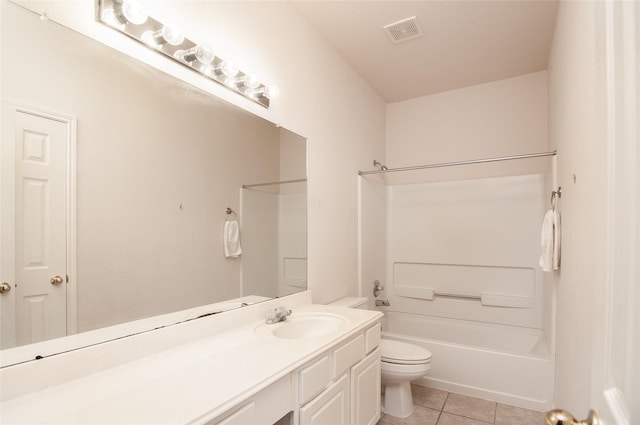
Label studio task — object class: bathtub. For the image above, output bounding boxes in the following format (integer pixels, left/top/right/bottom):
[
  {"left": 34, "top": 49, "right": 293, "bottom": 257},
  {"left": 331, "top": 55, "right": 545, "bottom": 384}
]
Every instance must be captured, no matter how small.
[{"left": 381, "top": 311, "right": 554, "bottom": 410}]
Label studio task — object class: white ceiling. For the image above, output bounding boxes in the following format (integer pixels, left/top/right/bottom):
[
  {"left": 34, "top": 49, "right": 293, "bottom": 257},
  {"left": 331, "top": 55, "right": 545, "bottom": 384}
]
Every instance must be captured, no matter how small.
[{"left": 291, "top": 1, "right": 559, "bottom": 103}]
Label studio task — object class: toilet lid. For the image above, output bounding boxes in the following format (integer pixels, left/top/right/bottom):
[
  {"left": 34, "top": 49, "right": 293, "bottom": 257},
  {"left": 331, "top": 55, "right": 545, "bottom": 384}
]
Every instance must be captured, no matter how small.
[{"left": 380, "top": 339, "right": 432, "bottom": 364}]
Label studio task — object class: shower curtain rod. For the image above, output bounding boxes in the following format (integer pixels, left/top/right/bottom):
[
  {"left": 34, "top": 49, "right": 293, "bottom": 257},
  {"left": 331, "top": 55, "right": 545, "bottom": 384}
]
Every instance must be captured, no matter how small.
[
  {"left": 358, "top": 150, "right": 557, "bottom": 176},
  {"left": 242, "top": 178, "right": 307, "bottom": 189}
]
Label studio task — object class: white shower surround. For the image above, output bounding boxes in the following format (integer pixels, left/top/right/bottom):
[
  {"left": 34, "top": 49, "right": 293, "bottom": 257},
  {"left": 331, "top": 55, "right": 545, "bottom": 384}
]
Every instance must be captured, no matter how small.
[{"left": 358, "top": 173, "right": 555, "bottom": 410}]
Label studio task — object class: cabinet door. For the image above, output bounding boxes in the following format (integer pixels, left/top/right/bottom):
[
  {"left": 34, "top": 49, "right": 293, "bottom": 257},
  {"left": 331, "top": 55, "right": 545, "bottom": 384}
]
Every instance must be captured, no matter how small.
[
  {"left": 300, "top": 374, "right": 349, "bottom": 425},
  {"left": 351, "top": 348, "right": 381, "bottom": 425},
  {"left": 299, "top": 355, "right": 331, "bottom": 405}
]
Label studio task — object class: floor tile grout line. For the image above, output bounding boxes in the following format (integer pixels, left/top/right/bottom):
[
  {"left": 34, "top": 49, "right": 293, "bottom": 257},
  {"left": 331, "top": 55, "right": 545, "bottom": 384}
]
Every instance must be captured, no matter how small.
[
  {"left": 441, "top": 391, "right": 498, "bottom": 424},
  {"left": 435, "top": 391, "right": 450, "bottom": 425},
  {"left": 437, "top": 411, "right": 493, "bottom": 425}
]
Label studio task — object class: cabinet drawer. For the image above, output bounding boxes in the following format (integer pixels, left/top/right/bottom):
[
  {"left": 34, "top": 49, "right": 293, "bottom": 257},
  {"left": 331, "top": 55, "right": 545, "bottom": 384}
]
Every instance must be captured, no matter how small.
[
  {"left": 300, "top": 374, "right": 349, "bottom": 425},
  {"left": 208, "top": 375, "right": 291, "bottom": 425},
  {"left": 333, "top": 335, "right": 364, "bottom": 379},
  {"left": 365, "top": 323, "right": 381, "bottom": 354},
  {"left": 215, "top": 402, "right": 255, "bottom": 425},
  {"left": 299, "top": 355, "right": 331, "bottom": 406}
]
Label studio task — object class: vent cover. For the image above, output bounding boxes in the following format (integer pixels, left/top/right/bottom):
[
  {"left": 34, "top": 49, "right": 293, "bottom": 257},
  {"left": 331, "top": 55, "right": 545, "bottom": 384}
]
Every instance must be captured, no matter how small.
[{"left": 383, "top": 16, "right": 424, "bottom": 44}]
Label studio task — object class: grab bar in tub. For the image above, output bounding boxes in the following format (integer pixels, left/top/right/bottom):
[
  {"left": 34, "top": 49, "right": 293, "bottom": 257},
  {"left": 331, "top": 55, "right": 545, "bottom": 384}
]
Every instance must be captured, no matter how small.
[
  {"left": 393, "top": 286, "right": 534, "bottom": 308},
  {"left": 434, "top": 291, "right": 481, "bottom": 300}
]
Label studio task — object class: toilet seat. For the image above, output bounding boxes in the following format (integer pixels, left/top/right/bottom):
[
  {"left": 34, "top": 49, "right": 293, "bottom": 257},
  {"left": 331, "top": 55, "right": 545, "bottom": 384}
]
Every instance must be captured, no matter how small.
[
  {"left": 381, "top": 361, "right": 431, "bottom": 374},
  {"left": 380, "top": 339, "right": 432, "bottom": 365}
]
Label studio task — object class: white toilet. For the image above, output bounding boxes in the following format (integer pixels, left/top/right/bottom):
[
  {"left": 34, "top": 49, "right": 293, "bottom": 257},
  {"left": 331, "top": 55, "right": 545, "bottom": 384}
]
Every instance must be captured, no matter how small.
[
  {"left": 379, "top": 338, "right": 431, "bottom": 417},
  {"left": 328, "top": 297, "right": 433, "bottom": 418}
]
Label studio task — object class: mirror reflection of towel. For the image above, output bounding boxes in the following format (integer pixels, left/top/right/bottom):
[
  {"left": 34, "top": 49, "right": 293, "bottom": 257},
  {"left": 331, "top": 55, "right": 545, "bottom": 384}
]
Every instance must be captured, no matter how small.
[
  {"left": 224, "top": 220, "right": 242, "bottom": 258},
  {"left": 539, "top": 209, "right": 561, "bottom": 271}
]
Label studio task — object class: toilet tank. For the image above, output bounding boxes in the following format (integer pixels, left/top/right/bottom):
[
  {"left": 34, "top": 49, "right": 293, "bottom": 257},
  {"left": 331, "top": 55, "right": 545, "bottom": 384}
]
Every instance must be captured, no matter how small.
[{"left": 328, "top": 297, "right": 368, "bottom": 309}]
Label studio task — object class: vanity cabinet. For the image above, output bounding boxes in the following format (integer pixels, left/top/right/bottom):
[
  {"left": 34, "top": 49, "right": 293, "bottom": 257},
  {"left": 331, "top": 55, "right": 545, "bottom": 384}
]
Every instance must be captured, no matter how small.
[
  {"left": 0, "top": 296, "right": 384, "bottom": 425},
  {"left": 298, "top": 348, "right": 381, "bottom": 425},
  {"left": 297, "top": 323, "right": 381, "bottom": 425},
  {"left": 204, "top": 321, "right": 381, "bottom": 425}
]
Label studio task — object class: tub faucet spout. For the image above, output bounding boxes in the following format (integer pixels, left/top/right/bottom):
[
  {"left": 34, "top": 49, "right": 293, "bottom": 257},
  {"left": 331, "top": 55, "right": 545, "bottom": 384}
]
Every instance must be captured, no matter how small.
[{"left": 375, "top": 299, "right": 390, "bottom": 307}]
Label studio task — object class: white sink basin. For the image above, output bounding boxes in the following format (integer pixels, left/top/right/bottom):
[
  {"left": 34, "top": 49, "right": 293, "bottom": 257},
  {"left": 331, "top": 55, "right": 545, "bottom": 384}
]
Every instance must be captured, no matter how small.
[{"left": 256, "top": 313, "right": 347, "bottom": 339}]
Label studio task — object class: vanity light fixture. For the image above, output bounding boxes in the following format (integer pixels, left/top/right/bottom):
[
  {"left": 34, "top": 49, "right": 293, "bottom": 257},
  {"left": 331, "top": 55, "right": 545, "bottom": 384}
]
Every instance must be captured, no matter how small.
[{"left": 97, "top": 0, "right": 275, "bottom": 108}]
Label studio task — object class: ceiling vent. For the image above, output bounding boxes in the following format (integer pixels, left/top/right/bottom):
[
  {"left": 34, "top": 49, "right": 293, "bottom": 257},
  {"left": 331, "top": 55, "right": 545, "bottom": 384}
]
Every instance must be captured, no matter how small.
[{"left": 383, "top": 16, "right": 424, "bottom": 45}]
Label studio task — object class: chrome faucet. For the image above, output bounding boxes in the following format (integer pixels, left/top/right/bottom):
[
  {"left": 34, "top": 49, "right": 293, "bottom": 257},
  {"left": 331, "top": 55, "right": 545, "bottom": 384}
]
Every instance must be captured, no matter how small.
[{"left": 266, "top": 306, "right": 292, "bottom": 324}]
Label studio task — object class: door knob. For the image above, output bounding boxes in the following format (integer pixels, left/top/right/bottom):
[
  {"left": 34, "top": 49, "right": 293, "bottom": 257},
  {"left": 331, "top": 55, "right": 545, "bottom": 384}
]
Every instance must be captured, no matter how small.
[
  {"left": 0, "top": 282, "right": 11, "bottom": 293},
  {"left": 546, "top": 409, "right": 601, "bottom": 425},
  {"left": 373, "top": 280, "right": 384, "bottom": 297},
  {"left": 50, "top": 275, "right": 64, "bottom": 286}
]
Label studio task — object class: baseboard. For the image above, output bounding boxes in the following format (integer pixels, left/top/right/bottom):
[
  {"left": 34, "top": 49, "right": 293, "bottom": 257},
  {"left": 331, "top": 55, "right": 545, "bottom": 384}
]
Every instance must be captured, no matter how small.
[{"left": 413, "top": 377, "right": 551, "bottom": 412}]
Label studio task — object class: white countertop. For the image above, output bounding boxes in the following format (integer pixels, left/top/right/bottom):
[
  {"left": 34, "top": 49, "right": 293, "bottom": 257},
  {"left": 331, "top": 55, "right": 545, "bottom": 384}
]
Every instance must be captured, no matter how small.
[{"left": 0, "top": 301, "right": 382, "bottom": 424}]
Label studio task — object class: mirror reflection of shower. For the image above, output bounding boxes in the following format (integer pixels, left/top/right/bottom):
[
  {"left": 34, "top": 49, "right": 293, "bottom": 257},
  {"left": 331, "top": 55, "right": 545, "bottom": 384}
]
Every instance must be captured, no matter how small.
[
  {"left": 241, "top": 178, "right": 307, "bottom": 299},
  {"left": 240, "top": 131, "right": 307, "bottom": 299}
]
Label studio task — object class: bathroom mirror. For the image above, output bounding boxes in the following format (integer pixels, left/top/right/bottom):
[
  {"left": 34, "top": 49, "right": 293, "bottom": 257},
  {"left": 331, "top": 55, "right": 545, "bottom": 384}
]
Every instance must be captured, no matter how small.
[{"left": 0, "top": 2, "right": 307, "bottom": 362}]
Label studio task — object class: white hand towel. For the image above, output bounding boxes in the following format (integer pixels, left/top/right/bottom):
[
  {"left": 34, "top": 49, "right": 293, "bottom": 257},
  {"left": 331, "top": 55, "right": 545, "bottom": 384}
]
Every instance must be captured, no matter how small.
[
  {"left": 224, "top": 220, "right": 242, "bottom": 258},
  {"left": 539, "top": 209, "right": 561, "bottom": 271}
]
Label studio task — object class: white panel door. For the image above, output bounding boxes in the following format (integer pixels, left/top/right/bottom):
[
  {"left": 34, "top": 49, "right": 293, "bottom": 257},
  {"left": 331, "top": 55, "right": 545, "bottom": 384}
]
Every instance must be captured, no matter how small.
[
  {"left": 1, "top": 104, "right": 73, "bottom": 348},
  {"left": 592, "top": 1, "right": 640, "bottom": 423}
]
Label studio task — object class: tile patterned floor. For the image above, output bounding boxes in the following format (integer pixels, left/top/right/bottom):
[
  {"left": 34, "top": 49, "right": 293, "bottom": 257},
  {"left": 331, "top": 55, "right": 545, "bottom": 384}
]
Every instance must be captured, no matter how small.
[{"left": 377, "top": 385, "right": 546, "bottom": 425}]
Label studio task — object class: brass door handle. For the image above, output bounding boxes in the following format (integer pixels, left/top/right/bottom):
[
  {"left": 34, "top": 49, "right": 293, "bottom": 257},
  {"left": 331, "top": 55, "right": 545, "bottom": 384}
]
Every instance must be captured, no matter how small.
[
  {"left": 50, "top": 275, "right": 64, "bottom": 286},
  {"left": 546, "top": 409, "right": 601, "bottom": 425},
  {"left": 0, "top": 282, "right": 11, "bottom": 293}
]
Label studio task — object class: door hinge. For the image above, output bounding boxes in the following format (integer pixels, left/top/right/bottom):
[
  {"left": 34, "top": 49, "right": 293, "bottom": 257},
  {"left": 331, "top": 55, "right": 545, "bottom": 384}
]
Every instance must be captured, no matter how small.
[{"left": 66, "top": 275, "right": 69, "bottom": 283}]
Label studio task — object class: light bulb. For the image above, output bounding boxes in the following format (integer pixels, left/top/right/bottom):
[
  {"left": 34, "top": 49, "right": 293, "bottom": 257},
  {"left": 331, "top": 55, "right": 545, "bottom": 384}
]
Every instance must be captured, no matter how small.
[
  {"left": 263, "top": 85, "right": 279, "bottom": 99},
  {"left": 159, "top": 25, "right": 184, "bottom": 46},
  {"left": 195, "top": 44, "right": 215, "bottom": 64},
  {"left": 201, "top": 64, "right": 216, "bottom": 77},
  {"left": 101, "top": 8, "right": 125, "bottom": 28},
  {"left": 223, "top": 77, "right": 238, "bottom": 88},
  {"left": 242, "top": 86, "right": 258, "bottom": 98},
  {"left": 243, "top": 73, "right": 261, "bottom": 89},
  {"left": 142, "top": 25, "right": 184, "bottom": 47},
  {"left": 113, "top": 0, "right": 148, "bottom": 25},
  {"left": 180, "top": 44, "right": 214, "bottom": 64},
  {"left": 221, "top": 61, "right": 239, "bottom": 78},
  {"left": 246, "top": 85, "right": 277, "bottom": 101}
]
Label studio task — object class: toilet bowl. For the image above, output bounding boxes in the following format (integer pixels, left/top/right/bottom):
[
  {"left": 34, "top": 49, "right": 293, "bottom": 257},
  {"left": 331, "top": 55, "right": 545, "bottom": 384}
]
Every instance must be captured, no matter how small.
[
  {"left": 380, "top": 339, "right": 432, "bottom": 418},
  {"left": 327, "top": 297, "right": 433, "bottom": 419}
]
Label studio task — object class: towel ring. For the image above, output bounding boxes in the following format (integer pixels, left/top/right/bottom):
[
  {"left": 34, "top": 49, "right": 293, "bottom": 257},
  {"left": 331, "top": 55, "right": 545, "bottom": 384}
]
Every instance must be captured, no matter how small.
[
  {"left": 225, "top": 207, "right": 238, "bottom": 219},
  {"left": 550, "top": 187, "right": 562, "bottom": 209}
]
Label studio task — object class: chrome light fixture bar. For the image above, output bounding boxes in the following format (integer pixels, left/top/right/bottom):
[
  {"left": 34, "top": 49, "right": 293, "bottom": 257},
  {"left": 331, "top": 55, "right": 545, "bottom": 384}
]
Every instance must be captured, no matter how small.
[{"left": 97, "top": 0, "right": 274, "bottom": 108}]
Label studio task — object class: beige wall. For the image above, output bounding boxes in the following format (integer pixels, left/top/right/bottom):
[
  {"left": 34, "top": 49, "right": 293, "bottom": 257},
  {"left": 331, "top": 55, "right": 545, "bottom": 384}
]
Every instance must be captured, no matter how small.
[
  {"left": 548, "top": 0, "right": 608, "bottom": 415},
  {"left": 386, "top": 71, "right": 549, "bottom": 184}
]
